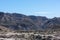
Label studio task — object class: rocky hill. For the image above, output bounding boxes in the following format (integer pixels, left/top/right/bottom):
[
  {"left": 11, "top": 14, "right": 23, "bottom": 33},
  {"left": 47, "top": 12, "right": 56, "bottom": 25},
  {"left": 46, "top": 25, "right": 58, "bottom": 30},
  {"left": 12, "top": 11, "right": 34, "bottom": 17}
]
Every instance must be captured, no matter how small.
[{"left": 0, "top": 12, "right": 60, "bottom": 32}]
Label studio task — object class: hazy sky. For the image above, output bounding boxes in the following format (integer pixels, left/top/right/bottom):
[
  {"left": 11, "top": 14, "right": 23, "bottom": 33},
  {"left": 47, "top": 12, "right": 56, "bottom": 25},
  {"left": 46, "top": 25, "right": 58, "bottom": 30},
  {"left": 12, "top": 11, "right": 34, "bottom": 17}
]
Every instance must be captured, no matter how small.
[{"left": 0, "top": 0, "right": 60, "bottom": 18}]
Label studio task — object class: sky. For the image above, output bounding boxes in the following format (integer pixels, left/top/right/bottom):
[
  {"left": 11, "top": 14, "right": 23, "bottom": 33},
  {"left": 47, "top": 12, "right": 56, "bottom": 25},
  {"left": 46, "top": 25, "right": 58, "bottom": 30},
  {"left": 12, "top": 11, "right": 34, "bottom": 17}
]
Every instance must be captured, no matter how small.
[{"left": 0, "top": 0, "right": 60, "bottom": 18}]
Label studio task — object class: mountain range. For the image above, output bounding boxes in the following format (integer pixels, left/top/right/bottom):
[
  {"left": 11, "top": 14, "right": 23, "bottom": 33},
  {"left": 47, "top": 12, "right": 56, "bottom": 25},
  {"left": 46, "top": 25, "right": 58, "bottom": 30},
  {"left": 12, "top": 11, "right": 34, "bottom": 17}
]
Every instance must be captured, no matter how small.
[{"left": 0, "top": 12, "right": 60, "bottom": 32}]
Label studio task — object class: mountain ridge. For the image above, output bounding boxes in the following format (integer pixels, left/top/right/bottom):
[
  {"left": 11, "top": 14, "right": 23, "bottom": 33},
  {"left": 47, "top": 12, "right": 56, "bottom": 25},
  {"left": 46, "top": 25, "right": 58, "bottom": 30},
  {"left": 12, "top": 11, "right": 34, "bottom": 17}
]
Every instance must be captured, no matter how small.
[{"left": 0, "top": 12, "right": 60, "bottom": 32}]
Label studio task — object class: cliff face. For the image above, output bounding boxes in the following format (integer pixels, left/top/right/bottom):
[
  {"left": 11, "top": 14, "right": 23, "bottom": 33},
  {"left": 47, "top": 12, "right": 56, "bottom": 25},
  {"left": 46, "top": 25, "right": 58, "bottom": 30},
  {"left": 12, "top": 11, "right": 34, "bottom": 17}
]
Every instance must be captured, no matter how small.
[{"left": 0, "top": 12, "right": 60, "bottom": 31}]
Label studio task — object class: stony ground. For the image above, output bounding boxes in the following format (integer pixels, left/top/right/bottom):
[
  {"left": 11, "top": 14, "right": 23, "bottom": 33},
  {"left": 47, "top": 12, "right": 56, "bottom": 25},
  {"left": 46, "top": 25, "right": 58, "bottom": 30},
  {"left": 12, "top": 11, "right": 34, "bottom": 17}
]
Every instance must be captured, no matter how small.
[{"left": 0, "top": 32, "right": 60, "bottom": 40}]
